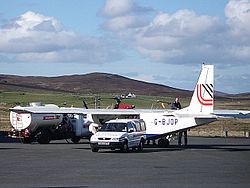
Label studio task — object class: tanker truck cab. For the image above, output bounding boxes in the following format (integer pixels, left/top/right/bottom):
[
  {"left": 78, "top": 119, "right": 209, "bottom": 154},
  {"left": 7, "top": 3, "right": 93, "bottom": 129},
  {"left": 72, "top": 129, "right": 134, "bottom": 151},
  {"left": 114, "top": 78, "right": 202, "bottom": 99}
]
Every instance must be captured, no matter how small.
[{"left": 90, "top": 119, "right": 146, "bottom": 152}]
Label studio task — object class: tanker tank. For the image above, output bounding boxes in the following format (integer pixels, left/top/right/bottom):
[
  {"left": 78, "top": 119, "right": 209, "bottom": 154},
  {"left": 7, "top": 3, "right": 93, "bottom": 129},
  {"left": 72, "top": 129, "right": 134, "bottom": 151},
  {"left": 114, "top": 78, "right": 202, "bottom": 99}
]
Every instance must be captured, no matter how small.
[{"left": 10, "top": 103, "right": 63, "bottom": 132}]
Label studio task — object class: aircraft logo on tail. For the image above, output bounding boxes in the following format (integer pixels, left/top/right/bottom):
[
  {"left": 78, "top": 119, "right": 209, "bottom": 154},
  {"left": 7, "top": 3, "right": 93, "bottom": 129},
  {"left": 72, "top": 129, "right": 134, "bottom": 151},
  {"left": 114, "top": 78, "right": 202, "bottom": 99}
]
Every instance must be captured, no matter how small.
[{"left": 196, "top": 84, "right": 213, "bottom": 106}]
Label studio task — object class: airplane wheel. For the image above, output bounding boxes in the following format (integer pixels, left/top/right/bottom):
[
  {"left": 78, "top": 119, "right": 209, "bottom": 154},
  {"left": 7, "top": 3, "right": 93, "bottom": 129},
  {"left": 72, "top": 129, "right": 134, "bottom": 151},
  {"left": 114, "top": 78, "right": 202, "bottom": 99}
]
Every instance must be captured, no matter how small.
[
  {"left": 158, "top": 139, "right": 169, "bottom": 148},
  {"left": 164, "top": 139, "right": 170, "bottom": 146}
]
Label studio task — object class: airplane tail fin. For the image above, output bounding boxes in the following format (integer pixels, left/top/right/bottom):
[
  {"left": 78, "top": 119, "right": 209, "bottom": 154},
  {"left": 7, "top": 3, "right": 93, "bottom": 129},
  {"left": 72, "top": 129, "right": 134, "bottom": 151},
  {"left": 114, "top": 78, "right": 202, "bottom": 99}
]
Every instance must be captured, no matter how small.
[{"left": 184, "top": 64, "right": 214, "bottom": 114}]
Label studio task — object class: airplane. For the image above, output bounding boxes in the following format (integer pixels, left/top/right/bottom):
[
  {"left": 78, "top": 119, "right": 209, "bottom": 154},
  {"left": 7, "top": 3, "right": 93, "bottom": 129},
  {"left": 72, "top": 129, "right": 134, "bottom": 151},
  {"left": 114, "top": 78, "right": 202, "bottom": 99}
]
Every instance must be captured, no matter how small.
[{"left": 9, "top": 64, "right": 250, "bottom": 145}]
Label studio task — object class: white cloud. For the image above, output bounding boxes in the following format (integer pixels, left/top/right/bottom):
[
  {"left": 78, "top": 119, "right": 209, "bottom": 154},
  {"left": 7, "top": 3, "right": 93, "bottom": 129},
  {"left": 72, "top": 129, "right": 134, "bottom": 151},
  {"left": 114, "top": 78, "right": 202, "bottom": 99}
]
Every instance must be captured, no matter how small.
[
  {"left": 134, "top": 10, "right": 222, "bottom": 64},
  {"left": 225, "top": 0, "right": 250, "bottom": 38},
  {"left": 101, "top": 0, "right": 153, "bottom": 32},
  {"left": 101, "top": 0, "right": 135, "bottom": 17},
  {"left": 102, "top": 15, "right": 149, "bottom": 31},
  {"left": 0, "top": 11, "right": 123, "bottom": 64},
  {"left": 226, "top": 46, "right": 250, "bottom": 61},
  {"left": 0, "top": 54, "right": 12, "bottom": 63},
  {"left": 101, "top": 0, "right": 250, "bottom": 66},
  {"left": 216, "top": 72, "right": 250, "bottom": 94},
  {"left": 98, "top": 0, "right": 250, "bottom": 93},
  {"left": 148, "top": 10, "right": 219, "bottom": 37},
  {"left": 15, "top": 42, "right": 123, "bottom": 64},
  {"left": 15, "top": 11, "right": 62, "bottom": 32},
  {"left": 101, "top": 0, "right": 153, "bottom": 17}
]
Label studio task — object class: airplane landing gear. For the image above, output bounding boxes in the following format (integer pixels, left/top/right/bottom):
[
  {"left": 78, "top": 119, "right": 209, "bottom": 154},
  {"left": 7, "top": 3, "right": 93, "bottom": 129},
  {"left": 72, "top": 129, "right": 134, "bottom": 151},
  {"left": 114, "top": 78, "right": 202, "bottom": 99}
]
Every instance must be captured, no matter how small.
[
  {"left": 184, "top": 131, "right": 188, "bottom": 145},
  {"left": 178, "top": 130, "right": 188, "bottom": 146},
  {"left": 158, "top": 138, "right": 170, "bottom": 147}
]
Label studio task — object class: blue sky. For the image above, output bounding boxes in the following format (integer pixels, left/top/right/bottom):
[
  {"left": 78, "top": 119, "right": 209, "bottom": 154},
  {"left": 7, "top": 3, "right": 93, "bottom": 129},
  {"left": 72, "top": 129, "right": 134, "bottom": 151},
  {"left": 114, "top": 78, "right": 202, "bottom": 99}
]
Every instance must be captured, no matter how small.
[{"left": 0, "top": 0, "right": 250, "bottom": 94}]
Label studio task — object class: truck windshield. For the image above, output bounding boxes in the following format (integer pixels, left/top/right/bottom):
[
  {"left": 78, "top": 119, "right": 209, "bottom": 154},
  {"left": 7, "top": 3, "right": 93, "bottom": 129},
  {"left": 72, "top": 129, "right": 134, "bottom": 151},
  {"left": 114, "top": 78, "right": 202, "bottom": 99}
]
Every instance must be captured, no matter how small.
[{"left": 100, "top": 123, "right": 127, "bottom": 132}]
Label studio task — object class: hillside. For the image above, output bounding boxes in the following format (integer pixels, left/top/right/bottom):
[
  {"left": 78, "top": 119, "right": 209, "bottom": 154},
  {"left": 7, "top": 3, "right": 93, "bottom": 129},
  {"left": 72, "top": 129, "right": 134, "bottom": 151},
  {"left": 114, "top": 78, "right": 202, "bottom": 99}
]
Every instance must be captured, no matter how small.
[{"left": 0, "top": 73, "right": 192, "bottom": 97}]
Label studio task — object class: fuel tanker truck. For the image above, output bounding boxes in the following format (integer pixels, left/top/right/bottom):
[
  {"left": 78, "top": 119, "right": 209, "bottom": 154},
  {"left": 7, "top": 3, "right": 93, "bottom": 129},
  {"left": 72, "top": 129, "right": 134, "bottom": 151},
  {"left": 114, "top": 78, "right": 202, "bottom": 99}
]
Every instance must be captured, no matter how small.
[{"left": 9, "top": 102, "right": 94, "bottom": 144}]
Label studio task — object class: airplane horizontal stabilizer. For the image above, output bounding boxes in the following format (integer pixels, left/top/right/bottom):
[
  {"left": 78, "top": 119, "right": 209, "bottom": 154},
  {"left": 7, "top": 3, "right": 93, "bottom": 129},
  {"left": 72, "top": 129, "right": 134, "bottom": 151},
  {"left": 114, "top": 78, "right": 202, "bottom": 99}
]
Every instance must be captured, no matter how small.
[{"left": 213, "top": 110, "right": 250, "bottom": 118}]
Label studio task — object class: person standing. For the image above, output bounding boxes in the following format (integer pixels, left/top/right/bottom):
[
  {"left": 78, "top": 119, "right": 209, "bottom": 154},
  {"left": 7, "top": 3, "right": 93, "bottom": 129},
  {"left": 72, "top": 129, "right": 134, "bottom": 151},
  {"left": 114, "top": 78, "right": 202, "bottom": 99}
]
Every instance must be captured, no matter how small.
[{"left": 171, "top": 97, "right": 182, "bottom": 110}]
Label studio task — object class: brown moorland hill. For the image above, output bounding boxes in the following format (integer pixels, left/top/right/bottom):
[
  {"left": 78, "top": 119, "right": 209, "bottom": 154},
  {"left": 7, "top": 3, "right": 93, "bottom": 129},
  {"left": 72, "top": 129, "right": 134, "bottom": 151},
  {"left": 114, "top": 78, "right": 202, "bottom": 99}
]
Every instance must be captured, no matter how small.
[{"left": 0, "top": 73, "right": 192, "bottom": 97}]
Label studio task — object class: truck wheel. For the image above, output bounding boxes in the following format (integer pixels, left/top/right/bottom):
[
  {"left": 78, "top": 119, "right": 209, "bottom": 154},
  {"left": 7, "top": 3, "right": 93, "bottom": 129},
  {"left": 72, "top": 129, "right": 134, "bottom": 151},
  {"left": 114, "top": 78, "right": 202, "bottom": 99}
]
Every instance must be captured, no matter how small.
[
  {"left": 37, "top": 130, "right": 51, "bottom": 144},
  {"left": 121, "top": 141, "right": 129, "bottom": 153},
  {"left": 71, "top": 136, "right": 81, "bottom": 144},
  {"left": 137, "top": 139, "right": 144, "bottom": 151},
  {"left": 21, "top": 137, "right": 34, "bottom": 144},
  {"left": 91, "top": 147, "right": 99, "bottom": 152}
]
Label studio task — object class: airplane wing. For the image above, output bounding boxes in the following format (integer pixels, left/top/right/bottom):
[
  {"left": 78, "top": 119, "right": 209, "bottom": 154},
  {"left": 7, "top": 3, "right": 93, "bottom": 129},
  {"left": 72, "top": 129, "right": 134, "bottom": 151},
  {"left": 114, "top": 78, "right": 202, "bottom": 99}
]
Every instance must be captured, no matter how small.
[
  {"left": 10, "top": 105, "right": 63, "bottom": 114},
  {"left": 9, "top": 106, "right": 140, "bottom": 115},
  {"left": 213, "top": 110, "right": 250, "bottom": 118},
  {"left": 9, "top": 106, "right": 141, "bottom": 125},
  {"left": 10, "top": 105, "right": 250, "bottom": 117}
]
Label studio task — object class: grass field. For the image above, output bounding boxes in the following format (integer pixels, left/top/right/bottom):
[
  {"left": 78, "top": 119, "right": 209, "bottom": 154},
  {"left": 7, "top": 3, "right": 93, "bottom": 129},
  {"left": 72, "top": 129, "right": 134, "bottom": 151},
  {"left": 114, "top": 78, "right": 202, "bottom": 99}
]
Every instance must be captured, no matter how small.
[{"left": 1, "top": 91, "right": 249, "bottom": 137}]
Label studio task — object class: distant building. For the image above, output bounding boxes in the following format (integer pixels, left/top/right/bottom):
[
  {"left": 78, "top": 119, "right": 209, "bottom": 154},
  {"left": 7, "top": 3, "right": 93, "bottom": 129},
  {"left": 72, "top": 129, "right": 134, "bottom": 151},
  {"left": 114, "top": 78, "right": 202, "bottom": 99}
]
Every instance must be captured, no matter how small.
[{"left": 126, "top": 93, "right": 136, "bottom": 98}]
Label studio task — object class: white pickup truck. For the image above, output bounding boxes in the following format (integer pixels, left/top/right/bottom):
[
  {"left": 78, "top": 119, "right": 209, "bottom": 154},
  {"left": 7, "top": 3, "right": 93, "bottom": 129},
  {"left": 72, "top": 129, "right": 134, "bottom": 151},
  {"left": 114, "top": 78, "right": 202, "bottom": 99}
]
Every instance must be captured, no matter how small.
[{"left": 90, "top": 119, "right": 146, "bottom": 152}]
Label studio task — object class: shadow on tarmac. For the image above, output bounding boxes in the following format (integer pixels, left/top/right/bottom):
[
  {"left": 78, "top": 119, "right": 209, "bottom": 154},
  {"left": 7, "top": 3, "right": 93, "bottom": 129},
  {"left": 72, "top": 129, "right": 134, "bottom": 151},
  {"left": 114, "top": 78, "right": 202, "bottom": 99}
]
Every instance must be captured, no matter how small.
[
  {"left": 143, "top": 144, "right": 250, "bottom": 152},
  {"left": 1, "top": 131, "right": 250, "bottom": 153},
  {"left": 0, "top": 131, "right": 20, "bottom": 143},
  {"left": 0, "top": 131, "right": 90, "bottom": 144},
  {"left": 73, "top": 143, "right": 250, "bottom": 154},
  {"left": 175, "top": 144, "right": 250, "bottom": 152}
]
